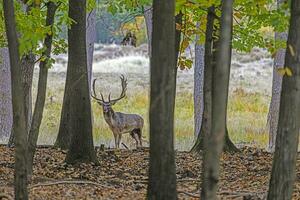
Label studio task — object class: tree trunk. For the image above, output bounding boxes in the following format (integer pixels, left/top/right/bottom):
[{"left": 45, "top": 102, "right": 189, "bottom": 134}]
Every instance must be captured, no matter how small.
[
  {"left": 194, "top": 23, "right": 205, "bottom": 138},
  {"left": 64, "top": 0, "right": 97, "bottom": 164},
  {"left": 86, "top": 9, "right": 96, "bottom": 88},
  {"left": 8, "top": 2, "right": 36, "bottom": 147},
  {"left": 144, "top": 5, "right": 153, "bottom": 56},
  {"left": 8, "top": 56, "right": 35, "bottom": 147},
  {"left": 55, "top": 9, "right": 96, "bottom": 149},
  {"left": 191, "top": 7, "right": 238, "bottom": 153},
  {"left": 21, "top": 54, "right": 35, "bottom": 132},
  {"left": 27, "top": 2, "right": 58, "bottom": 176},
  {"left": 267, "top": 0, "right": 287, "bottom": 152},
  {"left": 191, "top": 7, "right": 215, "bottom": 153},
  {"left": 201, "top": 1, "right": 233, "bottom": 199},
  {"left": 54, "top": 77, "right": 71, "bottom": 149},
  {"left": 147, "top": 0, "right": 177, "bottom": 199},
  {"left": 3, "top": 0, "right": 29, "bottom": 199},
  {"left": 267, "top": 1, "right": 300, "bottom": 199},
  {"left": 0, "top": 48, "right": 13, "bottom": 140}
]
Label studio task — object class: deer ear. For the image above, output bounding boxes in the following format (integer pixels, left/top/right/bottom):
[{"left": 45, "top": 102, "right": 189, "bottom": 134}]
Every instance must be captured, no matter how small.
[{"left": 97, "top": 101, "right": 103, "bottom": 106}]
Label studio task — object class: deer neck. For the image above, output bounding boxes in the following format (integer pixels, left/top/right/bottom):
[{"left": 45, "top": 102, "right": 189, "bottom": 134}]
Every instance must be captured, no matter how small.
[{"left": 103, "top": 109, "right": 116, "bottom": 125}]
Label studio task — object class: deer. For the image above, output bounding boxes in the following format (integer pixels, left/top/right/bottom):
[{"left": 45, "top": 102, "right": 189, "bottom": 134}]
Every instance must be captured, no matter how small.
[{"left": 91, "top": 75, "right": 144, "bottom": 149}]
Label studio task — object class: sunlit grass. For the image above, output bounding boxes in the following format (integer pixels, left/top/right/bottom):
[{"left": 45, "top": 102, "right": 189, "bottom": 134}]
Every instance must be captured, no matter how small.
[{"left": 36, "top": 76, "right": 270, "bottom": 151}]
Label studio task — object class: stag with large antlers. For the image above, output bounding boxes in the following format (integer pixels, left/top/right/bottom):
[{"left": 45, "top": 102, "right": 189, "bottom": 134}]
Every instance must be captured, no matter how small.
[{"left": 91, "top": 75, "right": 144, "bottom": 148}]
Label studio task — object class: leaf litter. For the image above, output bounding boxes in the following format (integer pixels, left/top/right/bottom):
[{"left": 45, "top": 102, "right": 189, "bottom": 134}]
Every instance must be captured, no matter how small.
[{"left": 1, "top": 145, "right": 300, "bottom": 199}]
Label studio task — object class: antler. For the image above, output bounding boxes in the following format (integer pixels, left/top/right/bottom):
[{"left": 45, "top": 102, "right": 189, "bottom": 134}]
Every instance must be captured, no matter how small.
[
  {"left": 91, "top": 79, "right": 106, "bottom": 104},
  {"left": 109, "top": 75, "right": 128, "bottom": 105}
]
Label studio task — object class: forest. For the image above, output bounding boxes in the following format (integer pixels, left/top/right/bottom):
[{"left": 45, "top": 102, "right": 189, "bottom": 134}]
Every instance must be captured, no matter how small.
[{"left": 0, "top": 0, "right": 300, "bottom": 199}]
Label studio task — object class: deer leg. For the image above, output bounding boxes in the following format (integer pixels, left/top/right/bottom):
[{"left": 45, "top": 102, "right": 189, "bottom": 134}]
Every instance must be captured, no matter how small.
[
  {"left": 117, "top": 134, "right": 122, "bottom": 148},
  {"left": 113, "top": 132, "right": 118, "bottom": 149},
  {"left": 138, "top": 129, "right": 143, "bottom": 147},
  {"left": 130, "top": 130, "right": 140, "bottom": 148}
]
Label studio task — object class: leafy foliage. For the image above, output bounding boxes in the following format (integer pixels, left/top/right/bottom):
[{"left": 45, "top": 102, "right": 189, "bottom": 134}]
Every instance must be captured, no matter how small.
[{"left": 0, "top": 0, "right": 97, "bottom": 67}]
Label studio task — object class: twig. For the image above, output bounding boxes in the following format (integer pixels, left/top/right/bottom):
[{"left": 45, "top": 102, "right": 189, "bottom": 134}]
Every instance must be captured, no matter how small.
[
  {"left": 133, "top": 178, "right": 198, "bottom": 185},
  {"left": 178, "top": 190, "right": 199, "bottom": 199},
  {"left": 121, "top": 142, "right": 129, "bottom": 150},
  {"left": 218, "top": 190, "right": 265, "bottom": 198},
  {"left": 177, "top": 178, "right": 199, "bottom": 182},
  {"left": 28, "top": 180, "right": 113, "bottom": 189}
]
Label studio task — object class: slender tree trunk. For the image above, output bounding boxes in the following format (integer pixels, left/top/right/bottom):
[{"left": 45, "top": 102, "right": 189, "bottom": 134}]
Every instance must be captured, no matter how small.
[
  {"left": 147, "top": 0, "right": 177, "bottom": 199},
  {"left": 144, "top": 5, "right": 153, "bottom": 56},
  {"left": 194, "top": 22, "right": 205, "bottom": 138},
  {"left": 27, "top": 2, "right": 58, "bottom": 176},
  {"left": 201, "top": 1, "right": 233, "bottom": 199},
  {"left": 55, "top": 9, "right": 96, "bottom": 149},
  {"left": 267, "top": 0, "right": 287, "bottom": 152},
  {"left": 173, "top": 12, "right": 182, "bottom": 98},
  {"left": 8, "top": 1, "right": 36, "bottom": 147},
  {"left": 21, "top": 54, "right": 35, "bottom": 131},
  {"left": 65, "top": 0, "right": 97, "bottom": 164},
  {"left": 0, "top": 48, "right": 13, "bottom": 139},
  {"left": 267, "top": 1, "right": 300, "bottom": 199},
  {"left": 8, "top": 56, "right": 35, "bottom": 147},
  {"left": 86, "top": 9, "right": 96, "bottom": 88},
  {"left": 191, "top": 7, "right": 215, "bottom": 153},
  {"left": 3, "top": 0, "right": 29, "bottom": 199}
]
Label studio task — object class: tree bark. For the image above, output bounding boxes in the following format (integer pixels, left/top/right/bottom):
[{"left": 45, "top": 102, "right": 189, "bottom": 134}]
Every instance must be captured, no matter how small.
[
  {"left": 0, "top": 48, "right": 13, "bottom": 140},
  {"left": 267, "top": 1, "right": 300, "bottom": 199},
  {"left": 86, "top": 9, "right": 96, "bottom": 88},
  {"left": 147, "top": 0, "right": 177, "bottom": 199},
  {"left": 64, "top": 0, "right": 97, "bottom": 164},
  {"left": 194, "top": 23, "right": 205, "bottom": 138},
  {"left": 55, "top": 9, "right": 96, "bottom": 150},
  {"left": 3, "top": 0, "right": 29, "bottom": 199},
  {"left": 201, "top": 1, "right": 233, "bottom": 199},
  {"left": 191, "top": 7, "right": 238, "bottom": 153},
  {"left": 8, "top": 2, "right": 36, "bottom": 147},
  {"left": 144, "top": 5, "right": 153, "bottom": 56},
  {"left": 27, "top": 2, "right": 58, "bottom": 176},
  {"left": 191, "top": 7, "right": 215, "bottom": 153},
  {"left": 267, "top": 0, "right": 287, "bottom": 152}
]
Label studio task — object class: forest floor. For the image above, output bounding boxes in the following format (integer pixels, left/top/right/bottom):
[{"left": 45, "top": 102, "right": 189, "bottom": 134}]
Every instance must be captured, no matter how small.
[{"left": 1, "top": 145, "right": 300, "bottom": 200}]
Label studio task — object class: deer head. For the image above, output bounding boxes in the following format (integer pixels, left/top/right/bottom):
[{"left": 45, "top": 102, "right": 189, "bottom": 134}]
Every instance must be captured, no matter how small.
[{"left": 91, "top": 75, "right": 128, "bottom": 114}]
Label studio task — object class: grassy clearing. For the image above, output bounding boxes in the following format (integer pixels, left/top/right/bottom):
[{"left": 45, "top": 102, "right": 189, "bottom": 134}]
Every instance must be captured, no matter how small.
[{"left": 37, "top": 74, "right": 270, "bottom": 151}]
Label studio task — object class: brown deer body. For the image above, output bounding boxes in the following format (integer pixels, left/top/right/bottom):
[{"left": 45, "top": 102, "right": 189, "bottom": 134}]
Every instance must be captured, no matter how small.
[{"left": 91, "top": 75, "right": 144, "bottom": 148}]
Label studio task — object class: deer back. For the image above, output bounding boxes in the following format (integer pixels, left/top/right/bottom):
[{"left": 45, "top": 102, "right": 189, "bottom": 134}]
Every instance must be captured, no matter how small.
[{"left": 110, "top": 112, "right": 143, "bottom": 133}]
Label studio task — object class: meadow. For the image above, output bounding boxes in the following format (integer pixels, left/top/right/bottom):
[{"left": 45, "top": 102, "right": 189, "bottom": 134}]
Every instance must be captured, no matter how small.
[{"left": 35, "top": 72, "right": 270, "bottom": 151}]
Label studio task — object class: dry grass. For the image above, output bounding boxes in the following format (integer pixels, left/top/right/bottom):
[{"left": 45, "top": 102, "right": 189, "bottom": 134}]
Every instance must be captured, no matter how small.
[{"left": 34, "top": 73, "right": 270, "bottom": 151}]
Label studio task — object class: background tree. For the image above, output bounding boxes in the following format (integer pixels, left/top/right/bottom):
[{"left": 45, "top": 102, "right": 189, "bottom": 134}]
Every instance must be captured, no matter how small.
[
  {"left": 8, "top": 1, "right": 36, "bottom": 147},
  {"left": 191, "top": 6, "right": 214, "bottom": 153},
  {"left": 64, "top": 0, "right": 97, "bottom": 164},
  {"left": 6, "top": 0, "right": 71, "bottom": 146},
  {"left": 0, "top": 48, "right": 12, "bottom": 139},
  {"left": 267, "top": 0, "right": 300, "bottom": 199},
  {"left": 147, "top": 0, "right": 177, "bottom": 199},
  {"left": 201, "top": 0, "right": 233, "bottom": 198},
  {"left": 143, "top": 5, "right": 152, "bottom": 55},
  {"left": 27, "top": 1, "right": 58, "bottom": 176},
  {"left": 194, "top": 22, "right": 204, "bottom": 138},
  {"left": 3, "top": 0, "right": 28, "bottom": 198},
  {"left": 191, "top": 5, "right": 237, "bottom": 153},
  {"left": 267, "top": 0, "right": 288, "bottom": 152}
]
